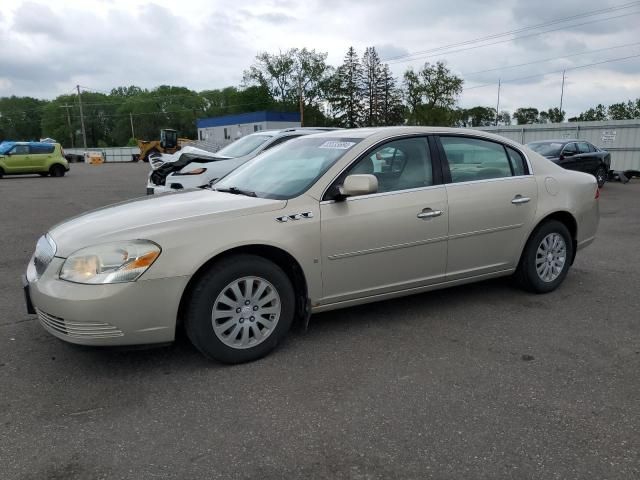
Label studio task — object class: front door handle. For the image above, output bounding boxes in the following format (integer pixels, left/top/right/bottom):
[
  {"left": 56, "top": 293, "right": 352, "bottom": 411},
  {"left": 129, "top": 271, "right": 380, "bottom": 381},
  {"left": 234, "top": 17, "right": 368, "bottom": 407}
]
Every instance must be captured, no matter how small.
[
  {"left": 511, "top": 195, "right": 531, "bottom": 205},
  {"left": 417, "top": 209, "right": 443, "bottom": 219}
]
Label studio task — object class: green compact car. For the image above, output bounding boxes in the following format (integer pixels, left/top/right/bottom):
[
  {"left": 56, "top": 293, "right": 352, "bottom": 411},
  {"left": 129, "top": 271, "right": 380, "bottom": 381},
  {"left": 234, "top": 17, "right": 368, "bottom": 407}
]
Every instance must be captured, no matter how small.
[{"left": 0, "top": 141, "right": 69, "bottom": 177}]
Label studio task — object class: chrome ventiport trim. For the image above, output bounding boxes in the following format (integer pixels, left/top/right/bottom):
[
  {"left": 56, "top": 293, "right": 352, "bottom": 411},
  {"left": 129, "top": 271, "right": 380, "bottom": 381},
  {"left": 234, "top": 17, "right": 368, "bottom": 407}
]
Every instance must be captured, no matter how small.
[{"left": 37, "top": 309, "right": 124, "bottom": 339}]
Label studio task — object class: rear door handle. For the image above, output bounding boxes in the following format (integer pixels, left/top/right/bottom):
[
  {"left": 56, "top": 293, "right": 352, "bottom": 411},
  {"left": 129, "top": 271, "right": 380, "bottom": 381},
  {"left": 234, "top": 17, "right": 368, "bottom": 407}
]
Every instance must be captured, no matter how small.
[
  {"left": 417, "top": 209, "right": 443, "bottom": 219},
  {"left": 511, "top": 195, "right": 530, "bottom": 205}
]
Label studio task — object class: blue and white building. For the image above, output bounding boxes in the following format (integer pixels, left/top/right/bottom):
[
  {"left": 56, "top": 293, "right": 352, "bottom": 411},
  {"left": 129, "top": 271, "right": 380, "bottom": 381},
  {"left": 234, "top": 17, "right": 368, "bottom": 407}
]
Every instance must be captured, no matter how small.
[{"left": 197, "top": 111, "right": 301, "bottom": 144}]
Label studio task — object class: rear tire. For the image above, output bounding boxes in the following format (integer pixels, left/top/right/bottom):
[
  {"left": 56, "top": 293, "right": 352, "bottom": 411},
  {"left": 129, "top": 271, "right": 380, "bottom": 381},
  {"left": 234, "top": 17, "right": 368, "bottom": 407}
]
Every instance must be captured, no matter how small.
[
  {"left": 49, "top": 164, "right": 66, "bottom": 177},
  {"left": 0, "top": 167, "right": 4, "bottom": 178},
  {"left": 185, "top": 255, "right": 295, "bottom": 363},
  {"left": 595, "top": 166, "right": 607, "bottom": 188},
  {"left": 515, "top": 220, "right": 573, "bottom": 294}
]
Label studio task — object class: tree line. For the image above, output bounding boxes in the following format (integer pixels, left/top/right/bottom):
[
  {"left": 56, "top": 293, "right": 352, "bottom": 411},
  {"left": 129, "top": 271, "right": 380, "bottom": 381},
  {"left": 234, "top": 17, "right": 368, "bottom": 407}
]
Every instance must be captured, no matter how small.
[{"left": 1, "top": 46, "right": 639, "bottom": 147}]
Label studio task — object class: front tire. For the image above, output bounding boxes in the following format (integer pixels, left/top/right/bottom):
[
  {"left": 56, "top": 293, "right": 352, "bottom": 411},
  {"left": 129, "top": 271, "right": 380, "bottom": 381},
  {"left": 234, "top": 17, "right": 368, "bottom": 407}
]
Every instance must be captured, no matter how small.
[
  {"left": 515, "top": 220, "right": 573, "bottom": 293},
  {"left": 185, "top": 255, "right": 295, "bottom": 363},
  {"left": 595, "top": 166, "right": 607, "bottom": 188}
]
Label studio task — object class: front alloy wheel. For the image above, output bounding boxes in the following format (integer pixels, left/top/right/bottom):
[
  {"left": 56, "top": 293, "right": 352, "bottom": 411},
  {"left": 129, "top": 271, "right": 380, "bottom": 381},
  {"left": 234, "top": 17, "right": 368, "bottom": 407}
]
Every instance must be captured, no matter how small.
[
  {"left": 185, "top": 255, "right": 295, "bottom": 363},
  {"left": 212, "top": 276, "right": 281, "bottom": 349}
]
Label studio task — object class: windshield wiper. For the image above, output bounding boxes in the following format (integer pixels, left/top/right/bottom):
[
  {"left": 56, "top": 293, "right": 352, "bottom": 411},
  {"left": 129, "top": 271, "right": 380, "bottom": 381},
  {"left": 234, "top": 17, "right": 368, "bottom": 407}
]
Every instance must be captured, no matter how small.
[{"left": 214, "top": 186, "right": 257, "bottom": 197}]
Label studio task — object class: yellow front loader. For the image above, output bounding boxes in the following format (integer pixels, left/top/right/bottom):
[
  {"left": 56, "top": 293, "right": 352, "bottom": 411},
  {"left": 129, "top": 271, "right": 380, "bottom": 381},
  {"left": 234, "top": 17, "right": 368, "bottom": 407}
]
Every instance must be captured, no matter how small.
[{"left": 135, "top": 129, "right": 192, "bottom": 162}]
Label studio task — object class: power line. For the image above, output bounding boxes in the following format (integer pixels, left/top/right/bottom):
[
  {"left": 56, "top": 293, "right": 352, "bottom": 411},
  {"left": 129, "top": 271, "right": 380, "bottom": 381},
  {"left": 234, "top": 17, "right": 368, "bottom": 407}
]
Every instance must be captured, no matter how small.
[
  {"left": 381, "top": 1, "right": 640, "bottom": 63},
  {"left": 462, "top": 52, "right": 640, "bottom": 91},
  {"left": 385, "top": 10, "right": 640, "bottom": 65},
  {"left": 459, "top": 41, "right": 640, "bottom": 77}
]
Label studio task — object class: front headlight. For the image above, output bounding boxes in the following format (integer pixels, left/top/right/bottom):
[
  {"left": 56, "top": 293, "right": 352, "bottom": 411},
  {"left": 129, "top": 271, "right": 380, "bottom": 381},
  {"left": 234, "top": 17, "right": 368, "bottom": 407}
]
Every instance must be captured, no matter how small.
[
  {"left": 175, "top": 167, "right": 207, "bottom": 176},
  {"left": 60, "top": 240, "right": 161, "bottom": 284}
]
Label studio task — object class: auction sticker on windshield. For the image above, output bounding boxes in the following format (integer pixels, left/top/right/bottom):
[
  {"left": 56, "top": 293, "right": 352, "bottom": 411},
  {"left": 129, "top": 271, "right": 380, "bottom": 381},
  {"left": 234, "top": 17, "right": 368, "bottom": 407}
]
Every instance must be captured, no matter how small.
[{"left": 318, "top": 141, "right": 356, "bottom": 149}]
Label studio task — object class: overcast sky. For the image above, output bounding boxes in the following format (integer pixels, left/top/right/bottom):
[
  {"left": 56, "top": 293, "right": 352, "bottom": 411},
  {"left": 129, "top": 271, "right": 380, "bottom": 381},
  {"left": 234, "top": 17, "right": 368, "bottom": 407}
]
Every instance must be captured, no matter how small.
[{"left": 1, "top": 0, "right": 639, "bottom": 117}]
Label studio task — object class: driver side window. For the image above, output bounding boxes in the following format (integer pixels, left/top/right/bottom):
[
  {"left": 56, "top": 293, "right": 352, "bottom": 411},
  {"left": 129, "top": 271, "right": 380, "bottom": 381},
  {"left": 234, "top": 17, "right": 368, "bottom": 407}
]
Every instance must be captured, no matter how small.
[
  {"left": 13, "top": 145, "right": 29, "bottom": 155},
  {"left": 562, "top": 143, "right": 578, "bottom": 156},
  {"left": 342, "top": 137, "right": 433, "bottom": 194}
]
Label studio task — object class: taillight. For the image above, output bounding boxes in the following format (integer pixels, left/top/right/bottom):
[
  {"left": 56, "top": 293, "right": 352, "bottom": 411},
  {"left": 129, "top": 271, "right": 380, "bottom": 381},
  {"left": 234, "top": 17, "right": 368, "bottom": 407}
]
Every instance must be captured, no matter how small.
[{"left": 595, "top": 187, "right": 600, "bottom": 199}]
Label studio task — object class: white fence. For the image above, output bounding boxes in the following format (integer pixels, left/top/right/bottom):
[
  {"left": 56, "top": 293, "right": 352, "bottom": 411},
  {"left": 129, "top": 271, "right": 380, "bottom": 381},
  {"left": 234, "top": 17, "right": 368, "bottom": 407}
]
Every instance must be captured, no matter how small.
[
  {"left": 479, "top": 119, "right": 640, "bottom": 171},
  {"left": 65, "top": 147, "right": 140, "bottom": 163}
]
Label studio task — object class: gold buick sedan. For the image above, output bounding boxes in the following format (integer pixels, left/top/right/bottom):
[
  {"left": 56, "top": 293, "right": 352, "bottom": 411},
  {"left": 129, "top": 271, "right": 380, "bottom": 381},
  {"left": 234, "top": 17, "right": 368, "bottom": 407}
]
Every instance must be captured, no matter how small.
[{"left": 24, "top": 127, "right": 599, "bottom": 363}]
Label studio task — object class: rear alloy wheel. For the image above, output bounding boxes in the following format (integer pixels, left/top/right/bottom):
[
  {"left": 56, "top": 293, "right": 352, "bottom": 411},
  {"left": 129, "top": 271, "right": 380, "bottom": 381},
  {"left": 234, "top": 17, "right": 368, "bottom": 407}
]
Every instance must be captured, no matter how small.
[
  {"left": 595, "top": 166, "right": 607, "bottom": 188},
  {"left": 185, "top": 255, "right": 295, "bottom": 363},
  {"left": 515, "top": 220, "right": 573, "bottom": 293},
  {"left": 49, "top": 164, "right": 66, "bottom": 177}
]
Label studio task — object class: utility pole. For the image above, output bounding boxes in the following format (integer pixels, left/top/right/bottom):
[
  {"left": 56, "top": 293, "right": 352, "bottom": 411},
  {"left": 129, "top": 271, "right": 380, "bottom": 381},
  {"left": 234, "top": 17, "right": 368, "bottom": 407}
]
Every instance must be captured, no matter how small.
[
  {"left": 559, "top": 70, "right": 566, "bottom": 116},
  {"left": 76, "top": 85, "right": 87, "bottom": 149},
  {"left": 495, "top": 78, "right": 501, "bottom": 126},
  {"left": 298, "top": 79, "right": 304, "bottom": 127},
  {"left": 60, "top": 105, "right": 74, "bottom": 148},
  {"left": 129, "top": 112, "right": 135, "bottom": 140}
]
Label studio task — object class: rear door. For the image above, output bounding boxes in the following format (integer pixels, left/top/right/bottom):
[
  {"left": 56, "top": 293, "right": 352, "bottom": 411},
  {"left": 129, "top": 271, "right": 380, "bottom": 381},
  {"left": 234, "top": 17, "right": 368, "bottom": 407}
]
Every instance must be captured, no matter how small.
[
  {"left": 575, "top": 141, "right": 599, "bottom": 174},
  {"left": 28, "top": 143, "right": 55, "bottom": 171},
  {"left": 437, "top": 135, "right": 538, "bottom": 280}
]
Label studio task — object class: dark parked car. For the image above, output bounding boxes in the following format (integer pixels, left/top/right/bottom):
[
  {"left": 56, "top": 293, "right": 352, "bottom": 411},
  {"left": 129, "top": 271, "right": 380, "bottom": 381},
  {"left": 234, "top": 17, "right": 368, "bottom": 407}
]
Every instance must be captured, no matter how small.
[{"left": 526, "top": 139, "right": 611, "bottom": 187}]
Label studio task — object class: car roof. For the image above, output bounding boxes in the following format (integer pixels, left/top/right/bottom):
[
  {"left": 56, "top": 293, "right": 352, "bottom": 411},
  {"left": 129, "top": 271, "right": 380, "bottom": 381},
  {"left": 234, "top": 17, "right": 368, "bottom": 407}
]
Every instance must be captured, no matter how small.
[
  {"left": 301, "top": 126, "right": 529, "bottom": 147},
  {"left": 0, "top": 141, "right": 57, "bottom": 146},
  {"left": 527, "top": 139, "right": 588, "bottom": 144}
]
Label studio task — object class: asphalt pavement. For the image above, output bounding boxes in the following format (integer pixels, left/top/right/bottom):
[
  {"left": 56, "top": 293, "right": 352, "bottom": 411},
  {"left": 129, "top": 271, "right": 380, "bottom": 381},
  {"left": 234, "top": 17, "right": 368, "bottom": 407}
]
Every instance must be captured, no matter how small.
[{"left": 1, "top": 163, "right": 638, "bottom": 479}]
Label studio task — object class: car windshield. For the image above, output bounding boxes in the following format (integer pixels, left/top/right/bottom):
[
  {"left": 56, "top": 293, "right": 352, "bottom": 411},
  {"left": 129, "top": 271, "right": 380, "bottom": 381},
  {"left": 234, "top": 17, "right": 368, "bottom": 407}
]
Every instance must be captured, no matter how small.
[
  {"left": 215, "top": 134, "right": 273, "bottom": 158},
  {"left": 214, "top": 137, "right": 362, "bottom": 199},
  {"left": 0, "top": 142, "right": 14, "bottom": 154},
  {"left": 527, "top": 142, "right": 564, "bottom": 157}
]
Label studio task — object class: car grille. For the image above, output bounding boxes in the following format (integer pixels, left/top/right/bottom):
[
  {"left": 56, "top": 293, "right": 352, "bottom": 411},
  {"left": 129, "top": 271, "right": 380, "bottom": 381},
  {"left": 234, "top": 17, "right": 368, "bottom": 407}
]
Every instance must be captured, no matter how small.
[
  {"left": 32, "top": 235, "right": 56, "bottom": 278},
  {"left": 149, "top": 155, "right": 164, "bottom": 170},
  {"left": 37, "top": 309, "right": 124, "bottom": 339}
]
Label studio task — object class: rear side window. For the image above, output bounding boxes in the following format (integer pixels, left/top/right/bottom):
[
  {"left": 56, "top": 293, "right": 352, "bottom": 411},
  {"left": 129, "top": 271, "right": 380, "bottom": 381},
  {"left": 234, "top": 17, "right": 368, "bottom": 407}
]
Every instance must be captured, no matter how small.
[
  {"left": 29, "top": 144, "right": 55, "bottom": 154},
  {"left": 506, "top": 147, "right": 528, "bottom": 176},
  {"left": 577, "top": 142, "right": 591, "bottom": 154},
  {"left": 440, "top": 136, "right": 513, "bottom": 183}
]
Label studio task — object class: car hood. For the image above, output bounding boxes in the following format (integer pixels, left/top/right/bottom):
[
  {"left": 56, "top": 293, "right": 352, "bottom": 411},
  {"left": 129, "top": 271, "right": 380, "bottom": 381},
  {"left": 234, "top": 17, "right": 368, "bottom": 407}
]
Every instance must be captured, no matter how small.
[{"left": 49, "top": 190, "right": 286, "bottom": 257}]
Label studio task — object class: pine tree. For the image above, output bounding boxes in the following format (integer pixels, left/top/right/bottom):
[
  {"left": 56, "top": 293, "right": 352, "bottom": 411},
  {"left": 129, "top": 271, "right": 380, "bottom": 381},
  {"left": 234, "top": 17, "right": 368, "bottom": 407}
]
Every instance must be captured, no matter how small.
[
  {"left": 379, "top": 64, "right": 404, "bottom": 126},
  {"left": 362, "top": 47, "right": 385, "bottom": 126},
  {"left": 328, "top": 47, "right": 365, "bottom": 128}
]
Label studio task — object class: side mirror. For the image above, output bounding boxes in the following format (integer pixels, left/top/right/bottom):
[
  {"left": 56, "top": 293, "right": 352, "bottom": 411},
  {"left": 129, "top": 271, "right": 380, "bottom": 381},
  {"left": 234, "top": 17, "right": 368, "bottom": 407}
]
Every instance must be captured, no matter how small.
[{"left": 339, "top": 174, "right": 378, "bottom": 198}]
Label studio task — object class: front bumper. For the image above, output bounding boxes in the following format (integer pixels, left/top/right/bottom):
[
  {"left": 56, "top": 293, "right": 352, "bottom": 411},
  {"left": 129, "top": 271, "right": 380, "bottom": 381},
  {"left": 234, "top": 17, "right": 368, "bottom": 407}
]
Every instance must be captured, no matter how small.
[{"left": 27, "top": 258, "right": 190, "bottom": 346}]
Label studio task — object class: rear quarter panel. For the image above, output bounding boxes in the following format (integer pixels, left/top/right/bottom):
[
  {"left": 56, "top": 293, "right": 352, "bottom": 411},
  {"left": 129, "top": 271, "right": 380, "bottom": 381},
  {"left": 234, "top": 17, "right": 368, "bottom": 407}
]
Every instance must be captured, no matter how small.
[{"left": 526, "top": 150, "right": 599, "bottom": 249}]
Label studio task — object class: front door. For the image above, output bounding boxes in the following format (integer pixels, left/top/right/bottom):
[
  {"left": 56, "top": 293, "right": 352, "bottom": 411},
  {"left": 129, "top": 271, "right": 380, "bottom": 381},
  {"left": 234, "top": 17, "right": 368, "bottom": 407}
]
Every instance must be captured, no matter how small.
[
  {"left": 558, "top": 142, "right": 579, "bottom": 171},
  {"left": 438, "top": 135, "right": 538, "bottom": 280},
  {"left": 4, "top": 144, "right": 31, "bottom": 173},
  {"left": 320, "top": 136, "right": 448, "bottom": 305}
]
